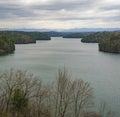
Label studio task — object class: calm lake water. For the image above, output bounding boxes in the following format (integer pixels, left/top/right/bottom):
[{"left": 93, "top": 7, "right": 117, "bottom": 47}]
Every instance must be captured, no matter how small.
[{"left": 0, "top": 37, "right": 120, "bottom": 116}]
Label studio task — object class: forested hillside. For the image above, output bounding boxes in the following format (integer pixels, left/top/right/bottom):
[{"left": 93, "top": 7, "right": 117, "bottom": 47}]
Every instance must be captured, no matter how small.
[
  {"left": 81, "top": 31, "right": 119, "bottom": 43},
  {"left": 99, "top": 33, "right": 120, "bottom": 53}
]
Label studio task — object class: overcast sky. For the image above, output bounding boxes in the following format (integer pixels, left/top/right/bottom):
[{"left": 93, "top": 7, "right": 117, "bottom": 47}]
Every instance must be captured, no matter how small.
[{"left": 0, "top": 0, "right": 120, "bottom": 30}]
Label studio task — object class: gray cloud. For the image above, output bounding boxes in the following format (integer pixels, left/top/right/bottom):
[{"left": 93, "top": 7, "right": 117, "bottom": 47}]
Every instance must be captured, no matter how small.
[
  {"left": 31, "top": 0, "right": 97, "bottom": 11},
  {"left": 0, "top": 3, "right": 36, "bottom": 19},
  {"left": 100, "top": 4, "right": 120, "bottom": 11},
  {"left": 102, "top": 15, "right": 120, "bottom": 22},
  {"left": 0, "top": 0, "right": 120, "bottom": 28}
]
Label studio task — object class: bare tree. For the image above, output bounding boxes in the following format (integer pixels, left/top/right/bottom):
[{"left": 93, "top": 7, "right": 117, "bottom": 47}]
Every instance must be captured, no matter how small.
[
  {"left": 53, "top": 68, "right": 72, "bottom": 117},
  {"left": 52, "top": 68, "right": 93, "bottom": 117},
  {"left": 71, "top": 79, "right": 93, "bottom": 117}
]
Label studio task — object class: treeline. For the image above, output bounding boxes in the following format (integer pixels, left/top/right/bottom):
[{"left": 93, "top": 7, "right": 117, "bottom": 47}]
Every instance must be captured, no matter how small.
[
  {"left": 63, "top": 32, "right": 91, "bottom": 38},
  {"left": 43, "top": 31, "right": 90, "bottom": 38},
  {"left": 81, "top": 32, "right": 120, "bottom": 43},
  {"left": 0, "top": 35, "right": 15, "bottom": 55},
  {"left": 0, "top": 31, "right": 50, "bottom": 44},
  {"left": 0, "top": 69, "right": 114, "bottom": 117},
  {"left": 44, "top": 31, "right": 70, "bottom": 37}
]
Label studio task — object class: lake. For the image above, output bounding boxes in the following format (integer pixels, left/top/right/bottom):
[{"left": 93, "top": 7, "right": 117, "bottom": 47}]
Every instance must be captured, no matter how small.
[{"left": 0, "top": 37, "right": 120, "bottom": 116}]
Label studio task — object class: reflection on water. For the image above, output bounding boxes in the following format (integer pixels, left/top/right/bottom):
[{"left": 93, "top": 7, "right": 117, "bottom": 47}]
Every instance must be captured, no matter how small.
[{"left": 0, "top": 37, "right": 120, "bottom": 116}]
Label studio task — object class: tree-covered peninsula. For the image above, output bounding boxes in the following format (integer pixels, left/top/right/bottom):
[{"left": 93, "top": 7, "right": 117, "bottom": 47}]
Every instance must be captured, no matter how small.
[
  {"left": 81, "top": 31, "right": 115, "bottom": 43},
  {"left": 99, "top": 33, "right": 120, "bottom": 53},
  {"left": 0, "top": 31, "right": 51, "bottom": 55},
  {"left": 0, "top": 31, "right": 51, "bottom": 44},
  {"left": 0, "top": 35, "right": 15, "bottom": 55}
]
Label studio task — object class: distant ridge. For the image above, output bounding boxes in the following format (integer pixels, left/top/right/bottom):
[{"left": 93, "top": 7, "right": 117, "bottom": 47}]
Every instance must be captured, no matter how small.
[
  {"left": 63, "top": 28, "right": 120, "bottom": 32},
  {"left": 0, "top": 28, "right": 52, "bottom": 32},
  {"left": 0, "top": 28, "right": 120, "bottom": 32}
]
